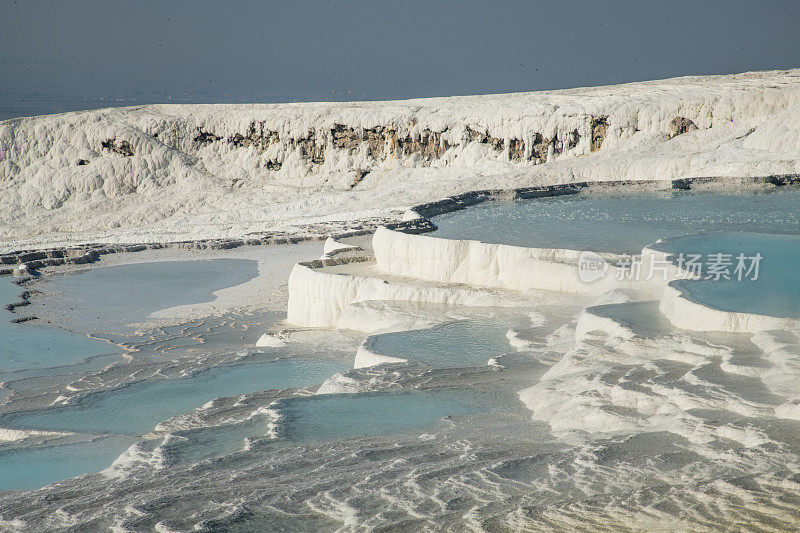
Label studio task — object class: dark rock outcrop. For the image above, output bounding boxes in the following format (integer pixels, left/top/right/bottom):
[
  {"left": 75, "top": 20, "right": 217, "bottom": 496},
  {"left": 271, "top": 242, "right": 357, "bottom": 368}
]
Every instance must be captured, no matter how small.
[
  {"left": 508, "top": 138, "right": 526, "bottom": 161},
  {"left": 222, "top": 116, "right": 599, "bottom": 169},
  {"left": 529, "top": 133, "right": 549, "bottom": 164},
  {"left": 331, "top": 124, "right": 362, "bottom": 150},
  {"left": 591, "top": 116, "right": 609, "bottom": 152},
  {"left": 552, "top": 129, "right": 580, "bottom": 156},
  {"left": 505, "top": 129, "right": 581, "bottom": 163},
  {"left": 362, "top": 127, "right": 388, "bottom": 157},
  {"left": 194, "top": 129, "right": 221, "bottom": 144},
  {"left": 228, "top": 121, "right": 280, "bottom": 149},
  {"left": 290, "top": 135, "right": 325, "bottom": 164},
  {"left": 394, "top": 129, "right": 450, "bottom": 159},
  {"left": 101, "top": 139, "right": 134, "bottom": 156},
  {"left": 466, "top": 127, "right": 504, "bottom": 151},
  {"left": 669, "top": 116, "right": 699, "bottom": 138}
]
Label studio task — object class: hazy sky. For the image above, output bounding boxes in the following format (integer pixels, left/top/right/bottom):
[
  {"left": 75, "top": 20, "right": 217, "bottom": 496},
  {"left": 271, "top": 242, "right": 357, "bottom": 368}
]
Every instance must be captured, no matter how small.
[{"left": 2, "top": 0, "right": 799, "bottom": 115}]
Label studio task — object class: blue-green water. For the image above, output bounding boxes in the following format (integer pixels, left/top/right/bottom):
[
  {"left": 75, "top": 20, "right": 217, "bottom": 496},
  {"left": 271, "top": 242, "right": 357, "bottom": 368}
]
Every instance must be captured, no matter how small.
[
  {"left": 276, "top": 390, "right": 492, "bottom": 442},
  {"left": 3, "top": 358, "right": 350, "bottom": 436},
  {"left": 46, "top": 259, "right": 259, "bottom": 331},
  {"left": 0, "top": 259, "right": 327, "bottom": 491},
  {"left": 163, "top": 420, "right": 269, "bottom": 465},
  {"left": 0, "top": 356, "right": 349, "bottom": 491},
  {"left": 0, "top": 278, "right": 116, "bottom": 375},
  {"left": 654, "top": 233, "right": 800, "bottom": 318},
  {"left": 0, "top": 436, "right": 136, "bottom": 491},
  {"left": 365, "top": 319, "right": 515, "bottom": 368},
  {"left": 0, "top": 277, "right": 18, "bottom": 303},
  {"left": 432, "top": 190, "right": 800, "bottom": 254}
]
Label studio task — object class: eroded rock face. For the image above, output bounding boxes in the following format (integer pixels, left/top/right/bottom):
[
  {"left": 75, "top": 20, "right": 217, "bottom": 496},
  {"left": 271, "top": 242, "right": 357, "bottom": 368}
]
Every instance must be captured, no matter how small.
[
  {"left": 101, "top": 139, "right": 134, "bottom": 156},
  {"left": 194, "top": 129, "right": 221, "bottom": 144},
  {"left": 228, "top": 121, "right": 280, "bottom": 149},
  {"left": 217, "top": 116, "right": 597, "bottom": 169},
  {"left": 362, "top": 127, "right": 388, "bottom": 158},
  {"left": 552, "top": 129, "right": 580, "bottom": 156},
  {"left": 509, "top": 138, "right": 526, "bottom": 161},
  {"left": 466, "top": 127, "right": 504, "bottom": 151},
  {"left": 331, "top": 124, "right": 363, "bottom": 150},
  {"left": 529, "top": 133, "right": 549, "bottom": 163},
  {"left": 289, "top": 135, "right": 325, "bottom": 164},
  {"left": 505, "top": 129, "right": 581, "bottom": 163},
  {"left": 395, "top": 128, "right": 450, "bottom": 159},
  {"left": 591, "top": 116, "right": 609, "bottom": 152},
  {"left": 669, "top": 116, "right": 698, "bottom": 138},
  {"left": 330, "top": 124, "right": 454, "bottom": 162}
]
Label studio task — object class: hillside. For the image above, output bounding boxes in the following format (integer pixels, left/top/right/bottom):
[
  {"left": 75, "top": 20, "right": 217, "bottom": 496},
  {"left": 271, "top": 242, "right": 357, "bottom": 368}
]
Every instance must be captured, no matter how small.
[{"left": 2, "top": 69, "right": 800, "bottom": 251}]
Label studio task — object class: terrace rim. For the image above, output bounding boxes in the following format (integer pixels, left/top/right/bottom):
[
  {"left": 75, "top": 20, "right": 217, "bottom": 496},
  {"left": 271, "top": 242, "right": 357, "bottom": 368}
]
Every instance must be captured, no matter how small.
[{"left": 2, "top": 173, "right": 799, "bottom": 276}]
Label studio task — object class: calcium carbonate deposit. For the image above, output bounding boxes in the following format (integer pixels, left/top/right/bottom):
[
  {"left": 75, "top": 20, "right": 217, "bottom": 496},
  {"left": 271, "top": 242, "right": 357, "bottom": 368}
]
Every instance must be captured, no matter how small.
[
  {"left": 1, "top": 71, "right": 800, "bottom": 531},
  {"left": 3, "top": 69, "right": 800, "bottom": 251}
]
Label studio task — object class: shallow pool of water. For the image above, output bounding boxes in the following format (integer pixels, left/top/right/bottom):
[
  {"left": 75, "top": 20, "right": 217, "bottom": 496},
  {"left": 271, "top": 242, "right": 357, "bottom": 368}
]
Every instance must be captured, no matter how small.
[
  {"left": 655, "top": 233, "right": 800, "bottom": 318},
  {"left": 432, "top": 189, "right": 800, "bottom": 254},
  {"left": 275, "top": 390, "right": 493, "bottom": 442},
  {"left": 0, "top": 278, "right": 118, "bottom": 376},
  {"left": 3, "top": 357, "right": 350, "bottom": 436},
  {"left": 365, "top": 318, "right": 517, "bottom": 368},
  {"left": 0, "top": 435, "right": 136, "bottom": 491},
  {"left": 0, "top": 277, "right": 19, "bottom": 304},
  {"left": 45, "top": 259, "right": 259, "bottom": 332}
]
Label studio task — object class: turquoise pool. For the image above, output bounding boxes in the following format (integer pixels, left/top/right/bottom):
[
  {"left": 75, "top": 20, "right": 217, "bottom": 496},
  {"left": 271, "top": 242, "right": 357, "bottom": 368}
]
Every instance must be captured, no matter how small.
[{"left": 432, "top": 189, "right": 800, "bottom": 254}]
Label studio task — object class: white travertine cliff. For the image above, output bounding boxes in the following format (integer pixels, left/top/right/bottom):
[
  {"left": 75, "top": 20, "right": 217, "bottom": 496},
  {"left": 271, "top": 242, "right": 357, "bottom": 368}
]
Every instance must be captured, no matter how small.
[{"left": 3, "top": 69, "right": 800, "bottom": 251}]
